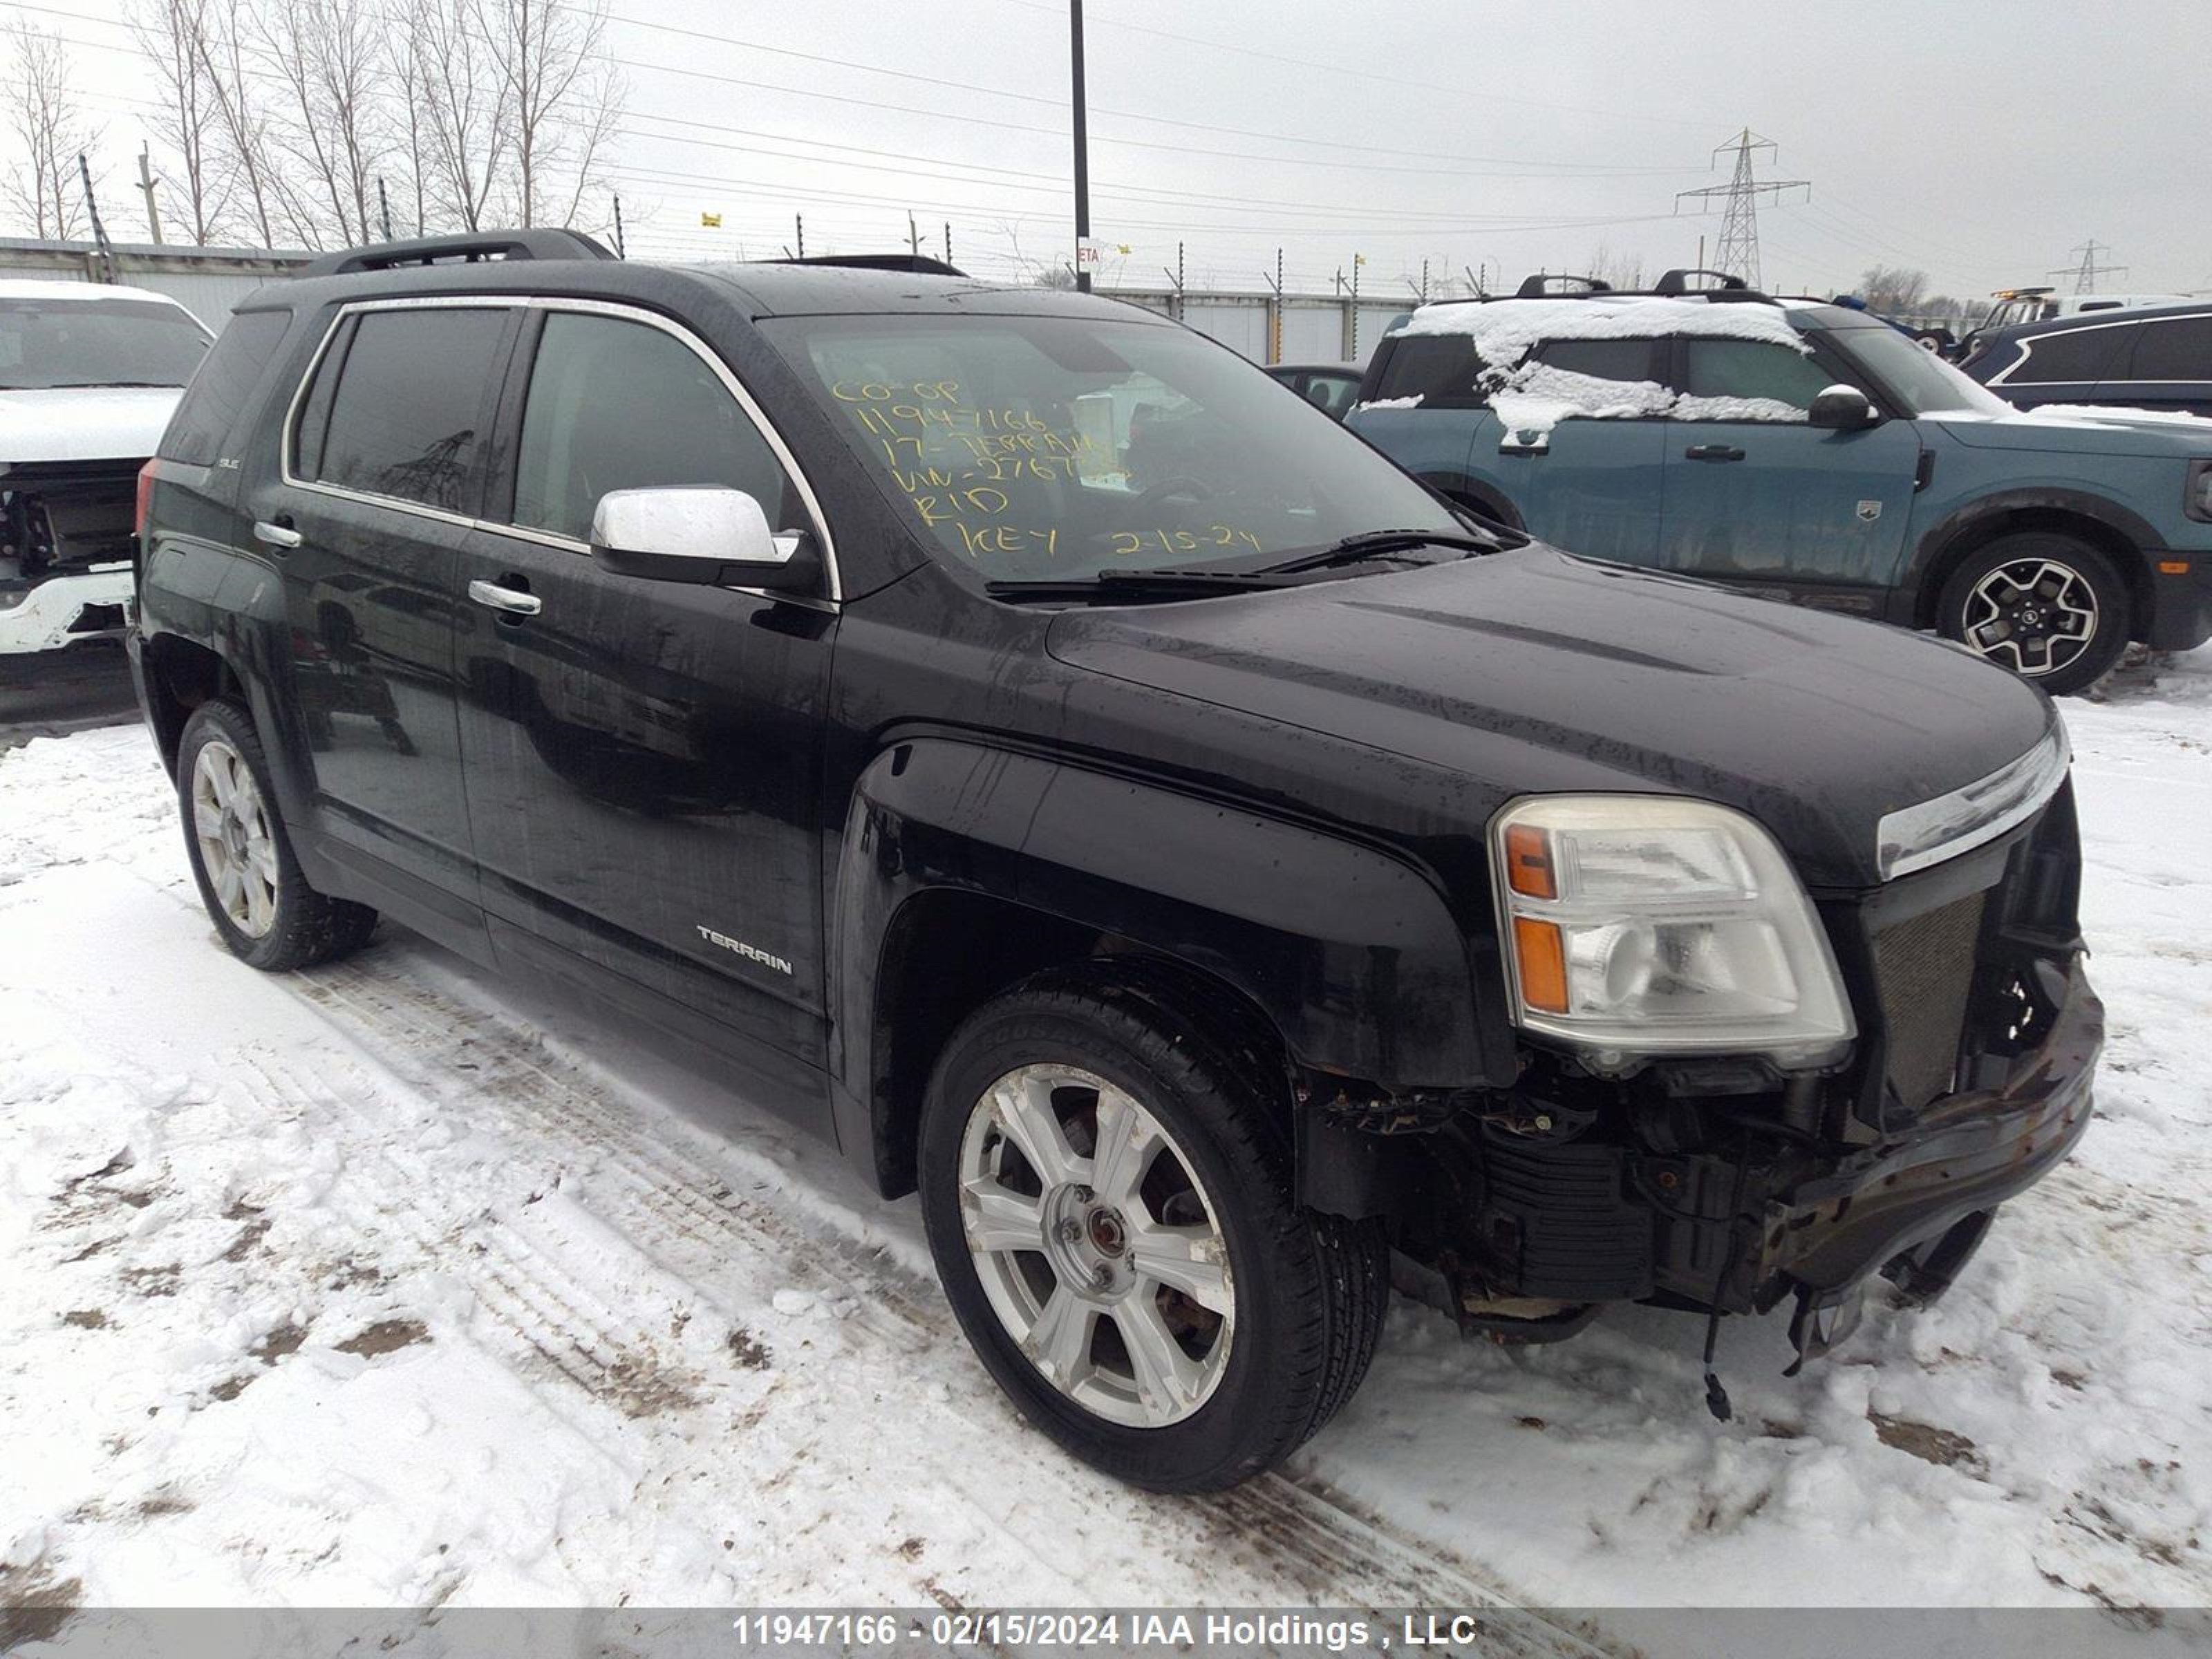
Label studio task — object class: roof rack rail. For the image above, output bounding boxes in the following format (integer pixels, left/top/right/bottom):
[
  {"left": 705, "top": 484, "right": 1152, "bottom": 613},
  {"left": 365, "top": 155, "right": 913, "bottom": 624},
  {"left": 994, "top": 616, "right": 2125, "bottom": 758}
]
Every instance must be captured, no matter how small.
[
  {"left": 771, "top": 253, "right": 967, "bottom": 277},
  {"left": 1651, "top": 267, "right": 1749, "bottom": 295},
  {"left": 299, "top": 229, "right": 617, "bottom": 278},
  {"left": 1514, "top": 272, "right": 1613, "bottom": 298}
]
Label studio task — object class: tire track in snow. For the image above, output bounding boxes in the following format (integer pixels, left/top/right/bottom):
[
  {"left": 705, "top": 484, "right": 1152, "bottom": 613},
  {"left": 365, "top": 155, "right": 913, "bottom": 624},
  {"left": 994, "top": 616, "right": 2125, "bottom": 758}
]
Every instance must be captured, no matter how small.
[{"left": 274, "top": 947, "right": 1620, "bottom": 1649}]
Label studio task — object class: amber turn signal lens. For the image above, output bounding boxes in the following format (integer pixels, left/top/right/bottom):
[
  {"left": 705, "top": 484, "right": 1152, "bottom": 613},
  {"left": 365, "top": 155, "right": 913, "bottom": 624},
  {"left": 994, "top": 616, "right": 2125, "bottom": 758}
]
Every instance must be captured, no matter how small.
[
  {"left": 1512, "top": 916, "right": 1568, "bottom": 1013},
  {"left": 1503, "top": 823, "right": 1557, "bottom": 899},
  {"left": 2158, "top": 561, "right": 2189, "bottom": 575}
]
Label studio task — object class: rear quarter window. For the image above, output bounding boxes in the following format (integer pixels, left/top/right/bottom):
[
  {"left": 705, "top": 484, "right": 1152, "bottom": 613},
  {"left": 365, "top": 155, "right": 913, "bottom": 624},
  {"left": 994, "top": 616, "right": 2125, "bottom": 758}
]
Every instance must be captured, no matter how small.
[
  {"left": 1370, "top": 332, "right": 1488, "bottom": 407},
  {"left": 159, "top": 310, "right": 291, "bottom": 465},
  {"left": 2007, "top": 324, "right": 2135, "bottom": 385}
]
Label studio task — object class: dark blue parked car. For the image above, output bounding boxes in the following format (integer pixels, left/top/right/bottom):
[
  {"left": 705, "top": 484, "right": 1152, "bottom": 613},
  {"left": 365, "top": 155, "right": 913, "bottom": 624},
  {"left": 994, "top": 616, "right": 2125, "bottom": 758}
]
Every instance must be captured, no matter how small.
[
  {"left": 1958, "top": 301, "right": 2212, "bottom": 420},
  {"left": 1349, "top": 272, "right": 2212, "bottom": 693}
]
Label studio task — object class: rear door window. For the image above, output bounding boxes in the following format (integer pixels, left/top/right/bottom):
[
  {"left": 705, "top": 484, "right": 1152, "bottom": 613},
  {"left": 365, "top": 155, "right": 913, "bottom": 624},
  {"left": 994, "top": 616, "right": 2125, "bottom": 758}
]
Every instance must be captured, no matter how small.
[
  {"left": 160, "top": 310, "right": 289, "bottom": 465},
  {"left": 2125, "top": 316, "right": 2212, "bottom": 381},
  {"left": 508, "top": 310, "right": 796, "bottom": 543},
  {"left": 2007, "top": 324, "right": 2135, "bottom": 384},
  {"left": 300, "top": 306, "right": 511, "bottom": 514},
  {"left": 1533, "top": 337, "right": 1664, "bottom": 386}
]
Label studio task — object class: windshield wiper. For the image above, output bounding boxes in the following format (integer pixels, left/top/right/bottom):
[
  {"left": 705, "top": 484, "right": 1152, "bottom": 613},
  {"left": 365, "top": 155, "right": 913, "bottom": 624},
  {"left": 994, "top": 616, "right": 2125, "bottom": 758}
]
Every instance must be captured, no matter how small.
[
  {"left": 985, "top": 567, "right": 1297, "bottom": 603},
  {"left": 1255, "top": 527, "right": 1498, "bottom": 574}
]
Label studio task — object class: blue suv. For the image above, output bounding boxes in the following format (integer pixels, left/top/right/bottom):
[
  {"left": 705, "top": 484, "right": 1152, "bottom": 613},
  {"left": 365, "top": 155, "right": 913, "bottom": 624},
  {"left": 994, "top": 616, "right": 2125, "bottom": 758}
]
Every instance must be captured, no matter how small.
[{"left": 1349, "top": 271, "right": 2212, "bottom": 694}]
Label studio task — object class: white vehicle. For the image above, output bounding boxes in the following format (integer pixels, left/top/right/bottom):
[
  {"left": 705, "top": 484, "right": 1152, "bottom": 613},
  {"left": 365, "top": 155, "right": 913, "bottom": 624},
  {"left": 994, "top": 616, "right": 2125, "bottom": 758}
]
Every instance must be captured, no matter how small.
[
  {"left": 1976, "top": 285, "right": 2195, "bottom": 334},
  {"left": 1, "top": 281, "right": 212, "bottom": 658}
]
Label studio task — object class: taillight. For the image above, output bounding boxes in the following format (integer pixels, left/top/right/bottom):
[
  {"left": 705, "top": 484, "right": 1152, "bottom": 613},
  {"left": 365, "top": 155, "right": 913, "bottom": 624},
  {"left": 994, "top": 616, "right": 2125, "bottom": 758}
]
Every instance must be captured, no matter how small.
[{"left": 135, "top": 459, "right": 160, "bottom": 541}]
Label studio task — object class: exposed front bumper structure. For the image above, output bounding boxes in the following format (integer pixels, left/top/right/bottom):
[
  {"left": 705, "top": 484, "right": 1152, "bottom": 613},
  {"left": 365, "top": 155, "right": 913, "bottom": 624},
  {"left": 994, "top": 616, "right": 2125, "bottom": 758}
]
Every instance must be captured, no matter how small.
[
  {"left": 1750, "top": 954, "right": 2099, "bottom": 1300},
  {"left": 0, "top": 565, "right": 134, "bottom": 655}
]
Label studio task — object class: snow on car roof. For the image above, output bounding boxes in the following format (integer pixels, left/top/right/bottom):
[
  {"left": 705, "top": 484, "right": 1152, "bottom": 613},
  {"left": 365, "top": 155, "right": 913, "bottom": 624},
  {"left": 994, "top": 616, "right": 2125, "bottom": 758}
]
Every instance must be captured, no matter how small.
[{"left": 1390, "top": 294, "right": 1809, "bottom": 359}]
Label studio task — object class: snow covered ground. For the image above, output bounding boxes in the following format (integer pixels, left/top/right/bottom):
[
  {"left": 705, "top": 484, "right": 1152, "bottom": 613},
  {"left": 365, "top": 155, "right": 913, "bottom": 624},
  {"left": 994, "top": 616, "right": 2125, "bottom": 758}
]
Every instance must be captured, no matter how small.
[{"left": 3, "top": 650, "right": 2210, "bottom": 1650}]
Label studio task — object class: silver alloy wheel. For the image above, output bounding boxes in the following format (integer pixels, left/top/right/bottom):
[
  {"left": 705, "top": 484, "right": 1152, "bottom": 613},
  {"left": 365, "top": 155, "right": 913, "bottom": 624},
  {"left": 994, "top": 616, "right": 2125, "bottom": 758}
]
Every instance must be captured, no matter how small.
[
  {"left": 957, "top": 1063, "right": 1235, "bottom": 1428},
  {"left": 1962, "top": 558, "right": 2099, "bottom": 677},
  {"left": 191, "top": 738, "right": 280, "bottom": 939}
]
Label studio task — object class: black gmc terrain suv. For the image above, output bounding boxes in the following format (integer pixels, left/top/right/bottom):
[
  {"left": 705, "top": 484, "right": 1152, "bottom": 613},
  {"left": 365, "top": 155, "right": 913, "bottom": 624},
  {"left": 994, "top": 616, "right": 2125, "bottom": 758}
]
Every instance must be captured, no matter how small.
[{"left": 133, "top": 232, "right": 2101, "bottom": 1491}]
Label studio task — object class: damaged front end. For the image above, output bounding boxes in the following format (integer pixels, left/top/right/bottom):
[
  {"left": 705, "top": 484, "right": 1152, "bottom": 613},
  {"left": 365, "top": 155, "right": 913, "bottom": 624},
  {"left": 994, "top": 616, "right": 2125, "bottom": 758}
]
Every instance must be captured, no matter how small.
[
  {"left": 0, "top": 458, "right": 144, "bottom": 656},
  {"left": 1311, "top": 739, "right": 2099, "bottom": 1410}
]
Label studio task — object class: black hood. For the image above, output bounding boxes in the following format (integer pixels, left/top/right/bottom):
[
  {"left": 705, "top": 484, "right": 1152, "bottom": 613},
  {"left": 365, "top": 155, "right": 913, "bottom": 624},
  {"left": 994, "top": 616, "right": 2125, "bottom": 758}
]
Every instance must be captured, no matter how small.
[{"left": 1045, "top": 547, "right": 2058, "bottom": 890}]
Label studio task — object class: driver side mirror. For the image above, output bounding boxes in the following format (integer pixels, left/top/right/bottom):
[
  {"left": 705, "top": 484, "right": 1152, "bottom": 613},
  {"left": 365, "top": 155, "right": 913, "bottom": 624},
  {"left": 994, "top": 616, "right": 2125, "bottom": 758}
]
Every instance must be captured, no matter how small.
[
  {"left": 1808, "top": 384, "right": 1882, "bottom": 431},
  {"left": 588, "top": 486, "right": 814, "bottom": 590}
]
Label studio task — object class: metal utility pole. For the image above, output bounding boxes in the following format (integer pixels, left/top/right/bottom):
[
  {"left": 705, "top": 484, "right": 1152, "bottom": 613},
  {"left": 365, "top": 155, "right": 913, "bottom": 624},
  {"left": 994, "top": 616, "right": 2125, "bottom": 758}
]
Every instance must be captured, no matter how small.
[
  {"left": 78, "top": 154, "right": 117, "bottom": 283},
  {"left": 135, "top": 145, "right": 162, "bottom": 245},
  {"left": 2051, "top": 239, "right": 2124, "bottom": 294},
  {"left": 1350, "top": 252, "right": 1362, "bottom": 359},
  {"left": 1262, "top": 253, "right": 1284, "bottom": 364},
  {"left": 908, "top": 212, "right": 921, "bottom": 259},
  {"left": 1675, "top": 129, "right": 1809, "bottom": 290},
  {"left": 377, "top": 176, "right": 393, "bottom": 241},
  {"left": 1069, "top": 0, "right": 1091, "bottom": 292}
]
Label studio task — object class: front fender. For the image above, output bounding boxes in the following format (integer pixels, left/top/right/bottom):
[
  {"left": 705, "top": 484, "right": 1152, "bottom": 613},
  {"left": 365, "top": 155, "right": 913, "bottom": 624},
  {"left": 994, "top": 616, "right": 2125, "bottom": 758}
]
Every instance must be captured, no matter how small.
[{"left": 829, "top": 738, "right": 1492, "bottom": 1165}]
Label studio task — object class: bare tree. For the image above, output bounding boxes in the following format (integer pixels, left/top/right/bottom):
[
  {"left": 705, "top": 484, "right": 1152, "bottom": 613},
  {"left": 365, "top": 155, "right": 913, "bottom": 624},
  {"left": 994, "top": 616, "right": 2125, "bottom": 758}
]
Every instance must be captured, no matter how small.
[
  {"left": 3, "top": 22, "right": 101, "bottom": 239},
  {"left": 198, "top": 0, "right": 286, "bottom": 247},
  {"left": 478, "top": 0, "right": 621, "bottom": 229},
  {"left": 259, "top": 1, "right": 391, "bottom": 247},
  {"left": 1586, "top": 242, "right": 1645, "bottom": 291},
  {"left": 128, "top": 0, "right": 231, "bottom": 243},
  {"left": 388, "top": 6, "right": 433, "bottom": 236},
  {"left": 406, "top": 0, "right": 512, "bottom": 232},
  {"left": 1859, "top": 264, "right": 1931, "bottom": 316}
]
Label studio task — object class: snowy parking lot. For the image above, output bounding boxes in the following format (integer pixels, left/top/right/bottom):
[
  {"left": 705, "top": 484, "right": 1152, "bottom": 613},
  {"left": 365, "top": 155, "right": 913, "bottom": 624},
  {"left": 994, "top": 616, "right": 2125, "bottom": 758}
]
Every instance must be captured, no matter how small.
[{"left": 3, "top": 650, "right": 2209, "bottom": 1646}]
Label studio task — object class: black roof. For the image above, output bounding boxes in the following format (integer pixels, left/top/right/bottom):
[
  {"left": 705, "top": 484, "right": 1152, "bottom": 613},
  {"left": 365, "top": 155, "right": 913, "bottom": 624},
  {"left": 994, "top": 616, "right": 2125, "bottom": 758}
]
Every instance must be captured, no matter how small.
[
  {"left": 1971, "top": 298, "right": 2212, "bottom": 348},
  {"left": 245, "top": 247, "right": 1161, "bottom": 326}
]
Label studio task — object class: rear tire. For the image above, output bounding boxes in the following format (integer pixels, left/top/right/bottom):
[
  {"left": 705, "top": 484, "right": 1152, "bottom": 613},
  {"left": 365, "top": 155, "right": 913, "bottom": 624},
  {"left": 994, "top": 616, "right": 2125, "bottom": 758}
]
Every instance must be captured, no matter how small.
[
  {"left": 1934, "top": 532, "right": 2130, "bottom": 696},
  {"left": 918, "top": 971, "right": 1389, "bottom": 1492},
  {"left": 177, "top": 698, "right": 378, "bottom": 971}
]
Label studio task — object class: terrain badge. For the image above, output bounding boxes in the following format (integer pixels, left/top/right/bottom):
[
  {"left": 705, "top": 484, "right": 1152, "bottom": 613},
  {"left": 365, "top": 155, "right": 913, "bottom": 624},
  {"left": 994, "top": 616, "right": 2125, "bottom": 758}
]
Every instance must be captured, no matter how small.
[{"left": 1855, "top": 499, "right": 1883, "bottom": 523}]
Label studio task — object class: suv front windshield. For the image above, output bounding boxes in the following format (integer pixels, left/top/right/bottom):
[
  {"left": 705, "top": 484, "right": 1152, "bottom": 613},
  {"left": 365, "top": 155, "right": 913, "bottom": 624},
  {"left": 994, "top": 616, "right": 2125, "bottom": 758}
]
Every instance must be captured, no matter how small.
[
  {"left": 0, "top": 296, "right": 210, "bottom": 391},
  {"left": 764, "top": 313, "right": 1459, "bottom": 582},
  {"left": 1828, "top": 324, "right": 2015, "bottom": 418}
]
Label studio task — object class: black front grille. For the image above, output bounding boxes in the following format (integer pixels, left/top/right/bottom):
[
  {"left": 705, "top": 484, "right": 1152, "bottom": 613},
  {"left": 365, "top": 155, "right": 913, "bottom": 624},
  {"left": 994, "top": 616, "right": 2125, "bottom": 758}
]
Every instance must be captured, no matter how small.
[{"left": 1873, "top": 891, "right": 1987, "bottom": 1111}]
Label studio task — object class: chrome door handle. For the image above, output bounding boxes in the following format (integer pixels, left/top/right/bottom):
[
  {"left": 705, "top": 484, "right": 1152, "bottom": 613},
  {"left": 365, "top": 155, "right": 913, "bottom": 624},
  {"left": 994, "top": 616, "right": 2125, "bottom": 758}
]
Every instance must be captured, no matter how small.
[
  {"left": 253, "top": 519, "right": 303, "bottom": 548},
  {"left": 468, "top": 579, "right": 541, "bottom": 617},
  {"left": 1684, "top": 444, "right": 1747, "bottom": 462}
]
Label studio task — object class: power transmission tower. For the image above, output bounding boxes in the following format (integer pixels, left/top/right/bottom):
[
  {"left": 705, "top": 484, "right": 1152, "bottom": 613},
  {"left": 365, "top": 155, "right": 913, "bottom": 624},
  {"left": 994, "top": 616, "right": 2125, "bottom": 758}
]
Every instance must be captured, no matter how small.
[
  {"left": 1675, "top": 129, "right": 1809, "bottom": 290},
  {"left": 2050, "top": 239, "right": 2124, "bottom": 294}
]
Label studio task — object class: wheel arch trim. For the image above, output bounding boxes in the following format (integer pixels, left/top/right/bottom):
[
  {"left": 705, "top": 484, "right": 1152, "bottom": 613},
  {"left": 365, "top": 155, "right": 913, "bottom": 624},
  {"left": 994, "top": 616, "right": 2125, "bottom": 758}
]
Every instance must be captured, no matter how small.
[
  {"left": 827, "top": 738, "right": 1494, "bottom": 1197},
  {"left": 1904, "top": 489, "right": 2157, "bottom": 635}
]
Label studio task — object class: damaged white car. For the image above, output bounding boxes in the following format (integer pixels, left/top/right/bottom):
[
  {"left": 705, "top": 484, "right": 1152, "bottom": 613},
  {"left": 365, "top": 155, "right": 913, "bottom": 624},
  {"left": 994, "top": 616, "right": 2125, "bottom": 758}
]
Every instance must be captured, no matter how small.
[{"left": 1, "top": 281, "right": 211, "bottom": 660}]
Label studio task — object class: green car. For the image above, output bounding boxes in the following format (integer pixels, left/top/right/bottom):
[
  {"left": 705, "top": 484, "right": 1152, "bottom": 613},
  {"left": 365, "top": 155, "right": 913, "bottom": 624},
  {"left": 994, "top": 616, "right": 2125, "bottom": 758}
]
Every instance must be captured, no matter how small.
[{"left": 1350, "top": 270, "right": 2212, "bottom": 694}]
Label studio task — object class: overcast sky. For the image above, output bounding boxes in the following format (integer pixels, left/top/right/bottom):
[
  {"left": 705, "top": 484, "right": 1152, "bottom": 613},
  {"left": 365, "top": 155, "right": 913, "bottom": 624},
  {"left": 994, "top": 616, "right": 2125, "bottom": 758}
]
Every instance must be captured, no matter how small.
[{"left": 19, "top": 0, "right": 2212, "bottom": 302}]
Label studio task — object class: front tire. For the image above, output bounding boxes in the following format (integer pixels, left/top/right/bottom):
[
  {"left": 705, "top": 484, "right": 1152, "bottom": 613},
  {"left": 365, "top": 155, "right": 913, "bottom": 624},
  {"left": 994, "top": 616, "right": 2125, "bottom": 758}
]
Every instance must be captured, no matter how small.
[
  {"left": 1934, "top": 532, "right": 2130, "bottom": 695},
  {"left": 177, "top": 699, "right": 378, "bottom": 971},
  {"left": 918, "top": 973, "right": 1388, "bottom": 1492}
]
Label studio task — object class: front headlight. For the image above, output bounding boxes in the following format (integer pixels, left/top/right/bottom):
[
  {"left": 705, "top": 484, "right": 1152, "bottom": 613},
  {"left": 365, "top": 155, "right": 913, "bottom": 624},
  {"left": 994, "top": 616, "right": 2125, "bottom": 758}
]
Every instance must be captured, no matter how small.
[{"left": 1491, "top": 795, "right": 1855, "bottom": 1069}]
